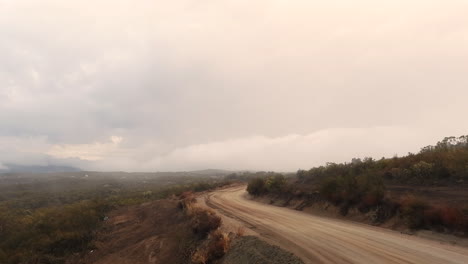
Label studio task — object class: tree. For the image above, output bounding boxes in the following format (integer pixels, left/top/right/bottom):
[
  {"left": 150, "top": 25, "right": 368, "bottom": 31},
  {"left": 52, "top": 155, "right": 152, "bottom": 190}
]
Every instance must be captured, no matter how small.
[{"left": 247, "top": 178, "right": 267, "bottom": 196}]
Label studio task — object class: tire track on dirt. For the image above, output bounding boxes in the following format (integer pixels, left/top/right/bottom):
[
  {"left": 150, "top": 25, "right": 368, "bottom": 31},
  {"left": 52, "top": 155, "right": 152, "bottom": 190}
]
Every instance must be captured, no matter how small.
[{"left": 204, "top": 186, "right": 468, "bottom": 264}]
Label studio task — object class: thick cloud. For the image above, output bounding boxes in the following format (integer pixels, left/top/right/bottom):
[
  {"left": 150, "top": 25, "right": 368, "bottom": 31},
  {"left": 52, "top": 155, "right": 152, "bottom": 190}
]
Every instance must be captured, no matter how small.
[{"left": 0, "top": 0, "right": 467, "bottom": 171}]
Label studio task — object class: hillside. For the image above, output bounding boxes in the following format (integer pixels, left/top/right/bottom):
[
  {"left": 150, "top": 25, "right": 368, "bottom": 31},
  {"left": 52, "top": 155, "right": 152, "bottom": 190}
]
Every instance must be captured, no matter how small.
[
  {"left": 0, "top": 172, "right": 232, "bottom": 263},
  {"left": 246, "top": 135, "right": 468, "bottom": 235}
]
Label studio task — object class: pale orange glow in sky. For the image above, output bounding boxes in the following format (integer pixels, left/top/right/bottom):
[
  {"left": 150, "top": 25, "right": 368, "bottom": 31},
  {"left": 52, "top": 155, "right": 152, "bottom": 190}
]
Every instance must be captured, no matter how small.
[{"left": 1, "top": 0, "right": 467, "bottom": 171}]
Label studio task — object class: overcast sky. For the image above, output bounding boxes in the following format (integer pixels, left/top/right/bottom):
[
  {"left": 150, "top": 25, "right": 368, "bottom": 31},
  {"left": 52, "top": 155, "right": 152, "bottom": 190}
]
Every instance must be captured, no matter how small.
[{"left": 1, "top": 0, "right": 467, "bottom": 171}]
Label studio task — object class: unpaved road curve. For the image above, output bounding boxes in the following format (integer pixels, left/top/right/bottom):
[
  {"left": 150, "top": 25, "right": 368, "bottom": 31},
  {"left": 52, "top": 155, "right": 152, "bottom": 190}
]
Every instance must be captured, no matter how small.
[{"left": 205, "top": 186, "right": 468, "bottom": 264}]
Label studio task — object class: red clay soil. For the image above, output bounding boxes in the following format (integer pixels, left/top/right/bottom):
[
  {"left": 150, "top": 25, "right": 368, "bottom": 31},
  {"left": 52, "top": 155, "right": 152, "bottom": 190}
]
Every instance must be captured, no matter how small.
[{"left": 67, "top": 199, "right": 196, "bottom": 264}]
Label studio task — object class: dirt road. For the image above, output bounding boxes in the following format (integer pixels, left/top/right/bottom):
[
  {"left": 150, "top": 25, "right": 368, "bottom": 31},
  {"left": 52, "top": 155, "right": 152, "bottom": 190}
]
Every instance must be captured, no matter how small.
[{"left": 204, "top": 186, "right": 468, "bottom": 264}]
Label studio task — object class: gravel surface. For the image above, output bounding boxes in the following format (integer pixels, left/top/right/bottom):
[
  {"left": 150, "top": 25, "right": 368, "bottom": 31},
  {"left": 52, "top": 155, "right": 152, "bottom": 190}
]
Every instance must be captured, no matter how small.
[{"left": 222, "top": 236, "right": 304, "bottom": 264}]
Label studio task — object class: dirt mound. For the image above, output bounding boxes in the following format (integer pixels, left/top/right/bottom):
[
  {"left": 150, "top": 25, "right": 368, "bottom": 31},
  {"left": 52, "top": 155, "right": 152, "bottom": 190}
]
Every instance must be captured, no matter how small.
[
  {"left": 68, "top": 199, "right": 195, "bottom": 264},
  {"left": 221, "top": 236, "right": 304, "bottom": 264}
]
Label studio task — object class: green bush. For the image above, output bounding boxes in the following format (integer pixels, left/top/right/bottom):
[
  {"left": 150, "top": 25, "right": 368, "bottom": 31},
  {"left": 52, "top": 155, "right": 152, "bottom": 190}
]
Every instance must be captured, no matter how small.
[
  {"left": 265, "top": 174, "right": 287, "bottom": 194},
  {"left": 319, "top": 177, "right": 340, "bottom": 202},
  {"left": 319, "top": 173, "right": 385, "bottom": 208},
  {"left": 247, "top": 173, "right": 290, "bottom": 196},
  {"left": 247, "top": 178, "right": 267, "bottom": 196}
]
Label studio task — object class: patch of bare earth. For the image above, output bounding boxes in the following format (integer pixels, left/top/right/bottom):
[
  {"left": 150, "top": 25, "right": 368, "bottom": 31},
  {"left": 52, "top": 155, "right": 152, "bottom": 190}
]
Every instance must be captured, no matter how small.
[
  {"left": 67, "top": 187, "right": 307, "bottom": 264},
  {"left": 68, "top": 199, "right": 196, "bottom": 264}
]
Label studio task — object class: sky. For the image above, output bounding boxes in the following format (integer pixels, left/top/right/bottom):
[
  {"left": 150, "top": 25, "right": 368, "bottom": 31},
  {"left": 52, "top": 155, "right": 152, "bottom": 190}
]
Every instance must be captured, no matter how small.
[{"left": 0, "top": 0, "right": 467, "bottom": 172}]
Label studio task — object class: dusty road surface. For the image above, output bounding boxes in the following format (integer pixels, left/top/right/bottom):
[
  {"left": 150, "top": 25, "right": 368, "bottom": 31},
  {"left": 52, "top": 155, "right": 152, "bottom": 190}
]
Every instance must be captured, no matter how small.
[{"left": 204, "top": 186, "right": 468, "bottom": 264}]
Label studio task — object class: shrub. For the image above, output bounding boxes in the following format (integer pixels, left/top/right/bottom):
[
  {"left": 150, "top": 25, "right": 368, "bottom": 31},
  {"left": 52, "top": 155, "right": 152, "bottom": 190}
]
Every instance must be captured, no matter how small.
[
  {"left": 178, "top": 192, "right": 197, "bottom": 211},
  {"left": 439, "top": 207, "right": 464, "bottom": 229},
  {"left": 180, "top": 191, "right": 195, "bottom": 200},
  {"left": 235, "top": 226, "right": 245, "bottom": 237},
  {"left": 265, "top": 174, "right": 288, "bottom": 194},
  {"left": 319, "top": 177, "right": 340, "bottom": 202},
  {"left": 190, "top": 208, "right": 222, "bottom": 239},
  {"left": 206, "top": 230, "right": 230, "bottom": 260},
  {"left": 399, "top": 195, "right": 429, "bottom": 229},
  {"left": 361, "top": 192, "right": 380, "bottom": 207},
  {"left": 399, "top": 196, "right": 466, "bottom": 231},
  {"left": 0, "top": 200, "right": 108, "bottom": 264},
  {"left": 191, "top": 230, "right": 230, "bottom": 264},
  {"left": 423, "top": 207, "right": 443, "bottom": 227},
  {"left": 191, "top": 247, "right": 209, "bottom": 264},
  {"left": 246, "top": 178, "right": 267, "bottom": 196}
]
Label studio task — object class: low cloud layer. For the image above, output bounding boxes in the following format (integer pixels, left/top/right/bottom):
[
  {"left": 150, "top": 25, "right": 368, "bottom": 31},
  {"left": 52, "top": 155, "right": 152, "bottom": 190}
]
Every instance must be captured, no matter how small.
[{"left": 1, "top": 0, "right": 467, "bottom": 171}]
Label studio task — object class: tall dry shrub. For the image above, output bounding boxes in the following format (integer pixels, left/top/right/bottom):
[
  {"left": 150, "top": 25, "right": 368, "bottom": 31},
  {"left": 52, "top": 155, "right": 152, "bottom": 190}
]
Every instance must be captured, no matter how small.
[{"left": 190, "top": 208, "right": 222, "bottom": 239}]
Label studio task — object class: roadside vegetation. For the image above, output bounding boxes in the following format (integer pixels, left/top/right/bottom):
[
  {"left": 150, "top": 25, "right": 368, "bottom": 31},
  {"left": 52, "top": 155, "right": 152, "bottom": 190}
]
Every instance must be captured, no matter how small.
[
  {"left": 247, "top": 135, "right": 468, "bottom": 235},
  {"left": 0, "top": 172, "right": 232, "bottom": 264},
  {"left": 179, "top": 192, "right": 233, "bottom": 264}
]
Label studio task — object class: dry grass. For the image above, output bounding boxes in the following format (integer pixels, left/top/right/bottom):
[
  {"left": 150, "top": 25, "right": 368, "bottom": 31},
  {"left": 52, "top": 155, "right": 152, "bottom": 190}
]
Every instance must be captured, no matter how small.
[
  {"left": 178, "top": 192, "right": 222, "bottom": 238},
  {"left": 190, "top": 207, "right": 222, "bottom": 238},
  {"left": 235, "top": 226, "right": 245, "bottom": 237},
  {"left": 178, "top": 192, "right": 231, "bottom": 263},
  {"left": 178, "top": 191, "right": 197, "bottom": 212},
  {"left": 191, "top": 230, "right": 231, "bottom": 264}
]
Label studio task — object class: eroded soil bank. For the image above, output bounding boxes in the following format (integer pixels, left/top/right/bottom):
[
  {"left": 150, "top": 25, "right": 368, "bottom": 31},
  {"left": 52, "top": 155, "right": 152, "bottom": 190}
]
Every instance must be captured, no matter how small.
[{"left": 68, "top": 193, "right": 302, "bottom": 264}]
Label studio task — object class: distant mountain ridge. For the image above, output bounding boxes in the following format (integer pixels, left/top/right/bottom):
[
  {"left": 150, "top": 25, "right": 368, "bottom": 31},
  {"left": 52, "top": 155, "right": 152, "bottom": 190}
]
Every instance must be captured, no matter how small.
[
  {"left": 188, "top": 169, "right": 233, "bottom": 175},
  {"left": 0, "top": 164, "right": 81, "bottom": 173}
]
